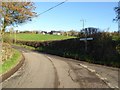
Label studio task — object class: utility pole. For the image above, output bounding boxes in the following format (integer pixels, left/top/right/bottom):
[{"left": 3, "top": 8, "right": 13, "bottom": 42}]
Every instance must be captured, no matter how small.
[
  {"left": 80, "top": 19, "right": 87, "bottom": 52},
  {"left": 15, "top": 30, "right": 16, "bottom": 44}
]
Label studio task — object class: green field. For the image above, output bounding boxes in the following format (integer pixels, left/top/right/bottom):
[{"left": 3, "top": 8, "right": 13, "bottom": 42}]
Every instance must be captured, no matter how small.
[
  {"left": 112, "top": 35, "right": 120, "bottom": 41},
  {"left": 11, "top": 33, "right": 76, "bottom": 41}
]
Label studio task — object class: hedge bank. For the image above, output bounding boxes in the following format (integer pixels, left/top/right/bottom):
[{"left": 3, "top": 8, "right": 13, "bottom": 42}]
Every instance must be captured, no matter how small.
[{"left": 13, "top": 33, "right": 120, "bottom": 68}]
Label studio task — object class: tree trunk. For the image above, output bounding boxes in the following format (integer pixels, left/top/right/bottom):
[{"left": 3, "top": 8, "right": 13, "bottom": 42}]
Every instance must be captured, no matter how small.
[{"left": 0, "top": 32, "right": 2, "bottom": 64}]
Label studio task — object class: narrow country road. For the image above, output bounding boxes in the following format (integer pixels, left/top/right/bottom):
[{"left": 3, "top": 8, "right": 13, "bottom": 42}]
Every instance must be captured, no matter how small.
[{"left": 1, "top": 46, "right": 119, "bottom": 88}]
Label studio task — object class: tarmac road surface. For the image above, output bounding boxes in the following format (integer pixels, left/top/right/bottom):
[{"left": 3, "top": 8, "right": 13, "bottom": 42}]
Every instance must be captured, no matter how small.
[{"left": 1, "top": 46, "right": 119, "bottom": 88}]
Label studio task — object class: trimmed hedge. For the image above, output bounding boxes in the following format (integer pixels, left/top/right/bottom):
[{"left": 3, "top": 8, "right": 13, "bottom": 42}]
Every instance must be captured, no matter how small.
[{"left": 13, "top": 33, "right": 120, "bottom": 68}]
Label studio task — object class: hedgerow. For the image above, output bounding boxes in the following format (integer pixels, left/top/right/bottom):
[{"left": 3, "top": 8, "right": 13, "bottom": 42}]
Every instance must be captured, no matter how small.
[{"left": 14, "top": 33, "right": 120, "bottom": 68}]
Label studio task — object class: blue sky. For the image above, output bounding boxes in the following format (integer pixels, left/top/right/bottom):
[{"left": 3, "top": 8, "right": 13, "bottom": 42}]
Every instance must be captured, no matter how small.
[{"left": 14, "top": 2, "right": 118, "bottom": 32}]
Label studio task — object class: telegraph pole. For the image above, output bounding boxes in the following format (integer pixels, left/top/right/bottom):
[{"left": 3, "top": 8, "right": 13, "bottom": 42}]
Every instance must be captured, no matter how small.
[
  {"left": 80, "top": 19, "right": 87, "bottom": 52},
  {"left": 14, "top": 30, "right": 16, "bottom": 44}
]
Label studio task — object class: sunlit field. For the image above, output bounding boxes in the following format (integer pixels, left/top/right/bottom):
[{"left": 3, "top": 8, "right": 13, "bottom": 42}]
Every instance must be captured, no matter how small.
[{"left": 11, "top": 33, "right": 76, "bottom": 41}]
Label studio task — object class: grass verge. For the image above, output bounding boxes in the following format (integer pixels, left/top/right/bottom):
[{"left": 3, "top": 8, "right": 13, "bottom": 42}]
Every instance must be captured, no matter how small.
[
  {"left": 13, "top": 44, "right": 35, "bottom": 50},
  {"left": 0, "top": 49, "right": 22, "bottom": 74}
]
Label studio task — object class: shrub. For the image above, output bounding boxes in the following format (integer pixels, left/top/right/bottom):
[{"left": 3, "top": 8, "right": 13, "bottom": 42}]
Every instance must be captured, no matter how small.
[
  {"left": 2, "top": 43, "right": 13, "bottom": 62},
  {"left": 3, "top": 34, "right": 12, "bottom": 44}
]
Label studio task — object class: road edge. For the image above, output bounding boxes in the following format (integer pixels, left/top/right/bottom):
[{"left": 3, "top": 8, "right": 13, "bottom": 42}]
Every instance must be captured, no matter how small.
[
  {"left": 0, "top": 52, "right": 25, "bottom": 83},
  {"left": 45, "top": 55, "right": 59, "bottom": 88}
]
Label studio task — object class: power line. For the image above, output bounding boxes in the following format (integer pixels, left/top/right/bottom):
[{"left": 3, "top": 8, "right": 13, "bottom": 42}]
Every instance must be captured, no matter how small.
[{"left": 36, "top": 0, "right": 68, "bottom": 17}]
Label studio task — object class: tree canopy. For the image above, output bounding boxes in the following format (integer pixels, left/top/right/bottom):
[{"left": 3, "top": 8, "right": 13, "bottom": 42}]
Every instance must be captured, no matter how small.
[
  {"left": 114, "top": 1, "right": 120, "bottom": 33},
  {"left": 1, "top": 2, "right": 36, "bottom": 33},
  {"left": 114, "top": 1, "right": 120, "bottom": 21}
]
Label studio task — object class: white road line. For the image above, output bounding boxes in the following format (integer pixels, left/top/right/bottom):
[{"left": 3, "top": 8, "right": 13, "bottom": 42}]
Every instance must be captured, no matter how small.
[
  {"left": 79, "top": 63, "right": 118, "bottom": 88},
  {"left": 46, "top": 57, "right": 119, "bottom": 88}
]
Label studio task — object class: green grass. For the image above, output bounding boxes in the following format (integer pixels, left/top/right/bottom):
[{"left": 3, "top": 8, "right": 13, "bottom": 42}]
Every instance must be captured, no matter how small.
[
  {"left": 13, "top": 44, "right": 35, "bottom": 50},
  {"left": 11, "top": 33, "right": 76, "bottom": 41},
  {"left": 112, "top": 35, "right": 120, "bottom": 41},
  {"left": 0, "top": 49, "right": 21, "bottom": 74}
]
